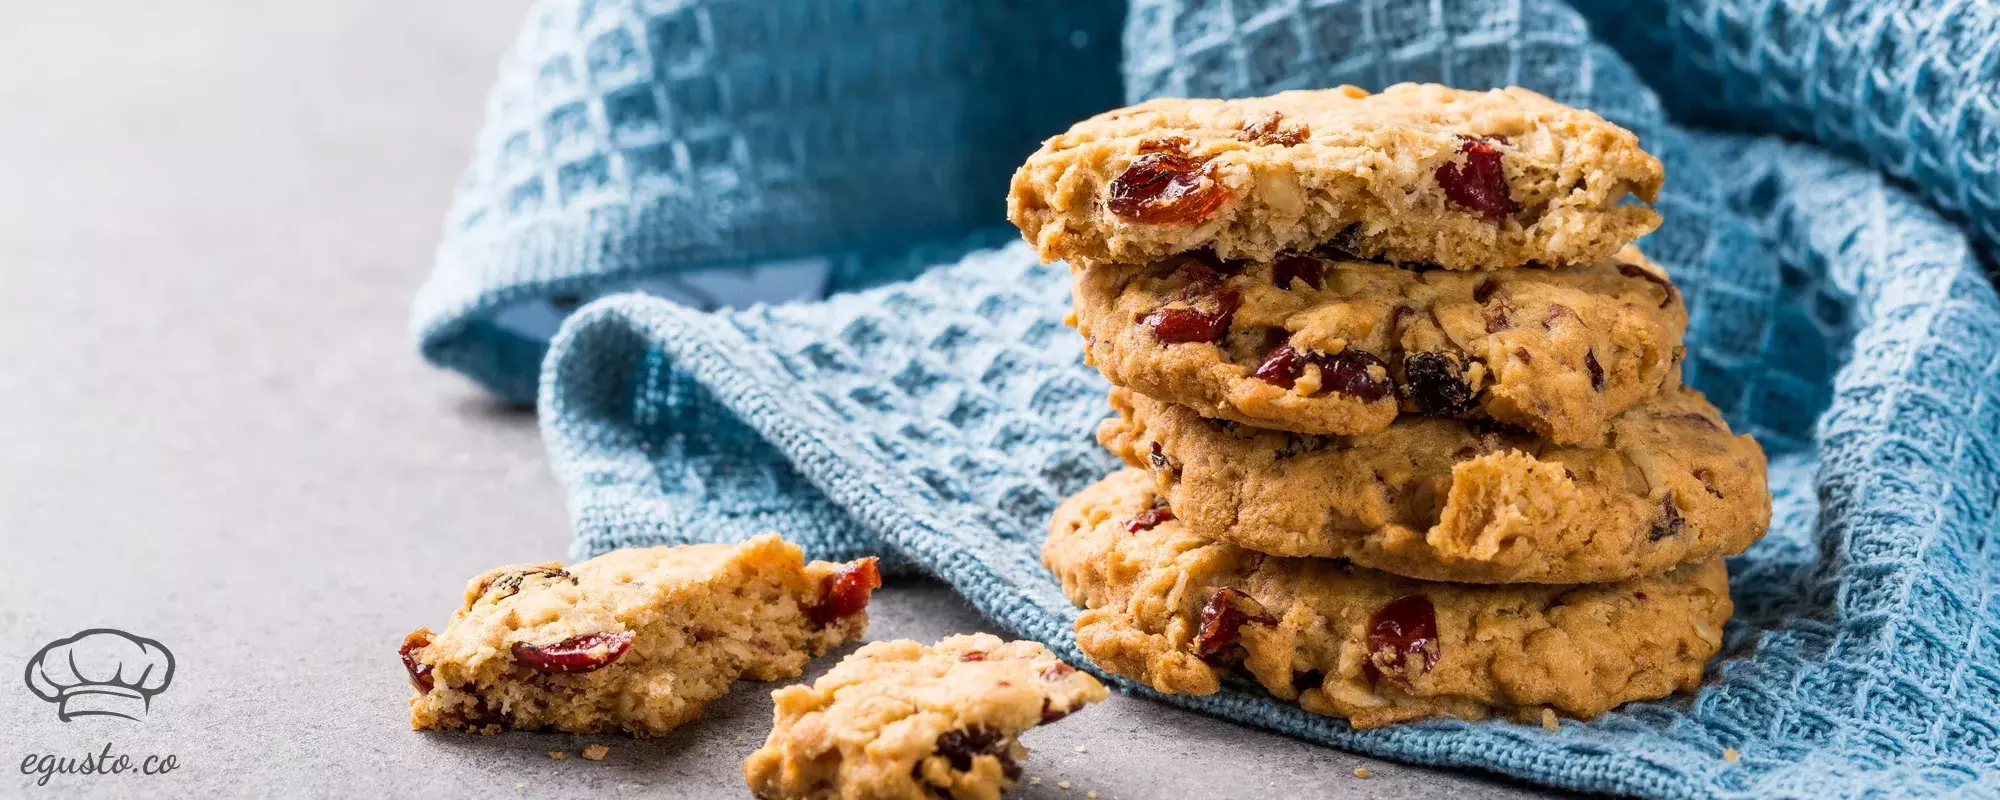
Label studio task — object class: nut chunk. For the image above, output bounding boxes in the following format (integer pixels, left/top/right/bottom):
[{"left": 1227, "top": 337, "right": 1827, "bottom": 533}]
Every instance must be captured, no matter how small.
[
  {"left": 744, "top": 634, "right": 1106, "bottom": 800},
  {"left": 402, "top": 534, "right": 878, "bottom": 736}
]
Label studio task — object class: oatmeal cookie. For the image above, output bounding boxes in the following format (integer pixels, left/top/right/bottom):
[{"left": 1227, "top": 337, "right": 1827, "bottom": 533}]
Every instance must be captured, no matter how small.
[
  {"left": 1043, "top": 469, "right": 1732, "bottom": 728},
  {"left": 1009, "top": 83, "right": 1663, "bottom": 270},
  {"left": 743, "top": 634, "right": 1106, "bottom": 800},
  {"left": 1100, "top": 387, "right": 1767, "bottom": 584},
  {"left": 1071, "top": 246, "right": 1684, "bottom": 443},
  {"left": 401, "top": 534, "right": 879, "bottom": 736}
]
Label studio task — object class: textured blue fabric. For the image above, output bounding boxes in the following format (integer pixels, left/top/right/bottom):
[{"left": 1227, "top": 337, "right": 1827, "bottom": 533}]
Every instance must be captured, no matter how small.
[
  {"left": 412, "top": 0, "right": 1124, "bottom": 403},
  {"left": 483, "top": 0, "right": 2000, "bottom": 796}
]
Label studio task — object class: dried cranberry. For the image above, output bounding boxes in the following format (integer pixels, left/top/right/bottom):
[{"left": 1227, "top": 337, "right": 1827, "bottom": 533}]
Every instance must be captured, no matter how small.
[
  {"left": 1039, "top": 662, "right": 1075, "bottom": 682},
  {"left": 1435, "top": 135, "right": 1510, "bottom": 222},
  {"left": 1239, "top": 111, "right": 1308, "bottom": 146},
  {"left": 1483, "top": 301, "right": 1515, "bottom": 332},
  {"left": 1195, "top": 588, "right": 1275, "bottom": 664},
  {"left": 1402, "top": 352, "right": 1473, "bottom": 416},
  {"left": 1124, "top": 505, "right": 1176, "bottom": 533},
  {"left": 1039, "top": 697, "right": 1073, "bottom": 724},
  {"left": 933, "top": 728, "right": 1017, "bottom": 779},
  {"left": 1148, "top": 442, "right": 1172, "bottom": 472},
  {"left": 1108, "top": 152, "right": 1229, "bottom": 225},
  {"left": 1144, "top": 289, "right": 1241, "bottom": 344},
  {"left": 1618, "top": 263, "right": 1679, "bottom": 309},
  {"left": 1585, "top": 350, "right": 1604, "bottom": 391},
  {"left": 400, "top": 630, "right": 434, "bottom": 693},
  {"left": 1317, "top": 350, "right": 1393, "bottom": 402},
  {"left": 960, "top": 651, "right": 987, "bottom": 662},
  {"left": 1271, "top": 254, "right": 1325, "bottom": 290},
  {"left": 1364, "top": 594, "right": 1440, "bottom": 684},
  {"left": 809, "top": 557, "right": 882, "bottom": 624},
  {"left": 511, "top": 631, "right": 635, "bottom": 674},
  {"left": 1253, "top": 344, "right": 1310, "bottom": 389},
  {"left": 1515, "top": 346, "right": 1533, "bottom": 364},
  {"left": 1649, "top": 495, "right": 1684, "bottom": 540}
]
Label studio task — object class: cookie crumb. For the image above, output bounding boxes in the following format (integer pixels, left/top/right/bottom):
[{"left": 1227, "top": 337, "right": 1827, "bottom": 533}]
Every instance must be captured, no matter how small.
[
  {"left": 1541, "top": 708, "right": 1559, "bottom": 732},
  {"left": 1087, "top": 792, "right": 1099, "bottom": 799},
  {"left": 1058, "top": 780, "right": 1073, "bottom": 790},
  {"left": 1723, "top": 748, "right": 1740, "bottom": 763},
  {"left": 1353, "top": 767, "right": 1370, "bottom": 779},
  {"left": 547, "top": 751, "right": 565, "bottom": 760},
  {"left": 581, "top": 744, "right": 610, "bottom": 761},
  {"left": 1030, "top": 777, "right": 1043, "bottom": 785},
  {"left": 1074, "top": 744, "right": 1088, "bottom": 753},
  {"left": 514, "top": 783, "right": 525, "bottom": 789}
]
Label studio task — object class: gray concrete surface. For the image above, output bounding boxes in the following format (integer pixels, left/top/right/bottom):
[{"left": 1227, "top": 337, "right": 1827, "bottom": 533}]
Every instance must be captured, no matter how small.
[{"left": 0, "top": 3, "right": 1554, "bottom": 797}]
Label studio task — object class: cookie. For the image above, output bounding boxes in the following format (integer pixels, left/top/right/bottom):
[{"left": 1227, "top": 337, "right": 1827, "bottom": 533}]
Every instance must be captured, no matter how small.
[
  {"left": 402, "top": 534, "right": 880, "bottom": 736},
  {"left": 1099, "top": 387, "right": 1767, "bottom": 584},
  {"left": 1009, "top": 83, "right": 1663, "bottom": 270},
  {"left": 743, "top": 634, "right": 1106, "bottom": 800},
  {"left": 1070, "top": 246, "right": 1685, "bottom": 443},
  {"left": 1043, "top": 469, "right": 1732, "bottom": 728}
]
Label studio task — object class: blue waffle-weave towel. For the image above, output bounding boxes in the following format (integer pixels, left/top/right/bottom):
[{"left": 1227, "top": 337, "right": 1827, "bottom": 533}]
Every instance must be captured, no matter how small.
[{"left": 431, "top": 1, "right": 2000, "bottom": 797}]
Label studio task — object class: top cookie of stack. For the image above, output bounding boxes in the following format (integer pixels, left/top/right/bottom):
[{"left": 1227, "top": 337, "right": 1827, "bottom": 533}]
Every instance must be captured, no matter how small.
[{"left": 1008, "top": 83, "right": 1664, "bottom": 271}]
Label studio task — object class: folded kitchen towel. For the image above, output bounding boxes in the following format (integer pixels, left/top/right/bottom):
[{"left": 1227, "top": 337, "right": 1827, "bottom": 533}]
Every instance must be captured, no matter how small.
[{"left": 464, "top": 0, "right": 2000, "bottom": 796}]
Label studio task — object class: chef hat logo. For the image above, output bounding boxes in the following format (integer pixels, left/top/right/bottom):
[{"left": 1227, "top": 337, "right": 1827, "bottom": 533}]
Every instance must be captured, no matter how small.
[{"left": 24, "top": 629, "right": 175, "bottom": 722}]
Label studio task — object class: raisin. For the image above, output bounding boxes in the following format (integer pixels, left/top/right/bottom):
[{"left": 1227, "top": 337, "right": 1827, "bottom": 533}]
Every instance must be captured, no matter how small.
[
  {"left": 1315, "top": 226, "right": 1367, "bottom": 261},
  {"left": 1435, "top": 135, "right": 1510, "bottom": 222},
  {"left": 1124, "top": 505, "right": 1176, "bottom": 533},
  {"left": 1514, "top": 346, "right": 1533, "bottom": 364},
  {"left": 399, "top": 629, "right": 434, "bottom": 693},
  {"left": 1695, "top": 468, "right": 1724, "bottom": 498},
  {"left": 1649, "top": 495, "right": 1684, "bottom": 540},
  {"left": 1363, "top": 594, "right": 1440, "bottom": 684},
  {"left": 483, "top": 566, "right": 577, "bottom": 602},
  {"left": 1271, "top": 254, "right": 1325, "bottom": 290},
  {"left": 1402, "top": 352, "right": 1473, "bottom": 416},
  {"left": 1145, "top": 289, "right": 1241, "bottom": 343},
  {"left": 1317, "top": 350, "right": 1393, "bottom": 402},
  {"left": 809, "top": 557, "right": 882, "bottom": 625},
  {"left": 1274, "top": 433, "right": 1331, "bottom": 460},
  {"left": 1195, "top": 588, "right": 1276, "bottom": 665},
  {"left": 1239, "top": 111, "right": 1309, "bottom": 146},
  {"left": 933, "top": 727, "right": 1016, "bottom": 779},
  {"left": 1252, "top": 344, "right": 1309, "bottom": 389},
  {"left": 1618, "top": 262, "right": 1679, "bottom": 309},
  {"left": 1585, "top": 350, "right": 1604, "bottom": 390},
  {"left": 511, "top": 631, "right": 635, "bottom": 674},
  {"left": 1108, "top": 152, "right": 1229, "bottom": 225}
]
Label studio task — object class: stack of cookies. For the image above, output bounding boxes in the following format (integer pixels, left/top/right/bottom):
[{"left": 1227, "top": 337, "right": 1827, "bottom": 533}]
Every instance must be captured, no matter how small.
[{"left": 1007, "top": 84, "right": 1771, "bottom": 728}]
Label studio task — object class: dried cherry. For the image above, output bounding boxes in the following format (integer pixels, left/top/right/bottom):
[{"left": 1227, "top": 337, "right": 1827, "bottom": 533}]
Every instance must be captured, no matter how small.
[
  {"left": 1435, "top": 135, "right": 1510, "bottom": 222},
  {"left": 1317, "top": 350, "right": 1393, "bottom": 402},
  {"left": 809, "top": 557, "right": 882, "bottom": 625},
  {"left": 511, "top": 631, "right": 635, "bottom": 674},
  {"left": 1109, "top": 152, "right": 1229, "bottom": 225},
  {"left": 1364, "top": 594, "right": 1440, "bottom": 684}
]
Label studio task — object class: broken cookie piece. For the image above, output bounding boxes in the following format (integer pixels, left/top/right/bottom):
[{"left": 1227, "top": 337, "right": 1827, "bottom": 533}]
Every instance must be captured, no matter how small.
[
  {"left": 402, "top": 534, "right": 879, "bottom": 736},
  {"left": 744, "top": 634, "right": 1106, "bottom": 800}
]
